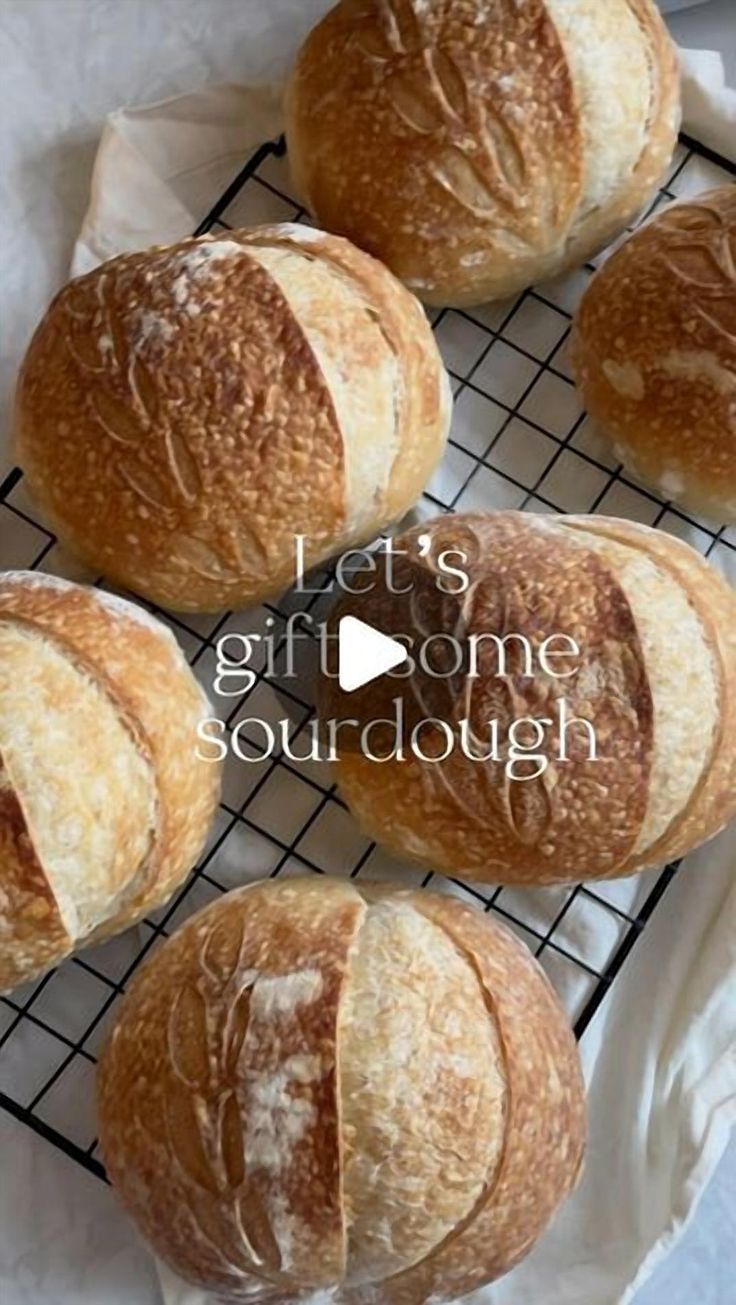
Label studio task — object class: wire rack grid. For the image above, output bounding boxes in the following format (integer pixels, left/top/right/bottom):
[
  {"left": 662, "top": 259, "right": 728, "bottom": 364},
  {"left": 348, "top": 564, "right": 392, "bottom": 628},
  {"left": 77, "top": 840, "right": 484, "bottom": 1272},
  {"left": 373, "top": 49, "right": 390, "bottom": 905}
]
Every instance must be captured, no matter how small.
[{"left": 0, "top": 131, "right": 734, "bottom": 1185}]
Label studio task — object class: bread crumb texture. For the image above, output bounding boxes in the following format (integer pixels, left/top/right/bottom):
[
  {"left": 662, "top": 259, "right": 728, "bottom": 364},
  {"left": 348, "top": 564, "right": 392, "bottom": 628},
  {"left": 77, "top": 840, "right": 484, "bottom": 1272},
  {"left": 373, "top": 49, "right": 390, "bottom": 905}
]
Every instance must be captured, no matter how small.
[{"left": 97, "top": 876, "right": 585, "bottom": 1303}]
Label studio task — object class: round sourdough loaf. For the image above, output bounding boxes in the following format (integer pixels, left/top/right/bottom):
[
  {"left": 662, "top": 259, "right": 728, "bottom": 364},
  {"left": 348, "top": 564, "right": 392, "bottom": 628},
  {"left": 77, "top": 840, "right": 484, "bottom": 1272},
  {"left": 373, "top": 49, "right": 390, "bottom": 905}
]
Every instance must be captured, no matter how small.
[
  {"left": 97, "top": 875, "right": 585, "bottom": 1303},
  {"left": 15, "top": 225, "right": 450, "bottom": 613},
  {"left": 285, "top": 0, "right": 680, "bottom": 306},
  {"left": 319, "top": 511, "right": 736, "bottom": 885},
  {"left": 0, "top": 571, "right": 221, "bottom": 991},
  {"left": 571, "top": 186, "right": 736, "bottom": 524}
]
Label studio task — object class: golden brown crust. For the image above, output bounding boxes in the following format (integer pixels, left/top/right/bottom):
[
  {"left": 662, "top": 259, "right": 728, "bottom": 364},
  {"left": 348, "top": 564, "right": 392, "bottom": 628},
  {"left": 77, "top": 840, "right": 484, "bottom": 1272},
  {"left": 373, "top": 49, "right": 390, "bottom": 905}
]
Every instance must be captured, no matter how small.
[
  {"left": 0, "top": 618, "right": 156, "bottom": 957},
  {"left": 98, "top": 877, "right": 367, "bottom": 1298},
  {"left": 321, "top": 509, "right": 734, "bottom": 885},
  {"left": 285, "top": 0, "right": 679, "bottom": 306},
  {"left": 286, "top": 0, "right": 583, "bottom": 305},
  {"left": 15, "top": 238, "right": 345, "bottom": 612},
  {"left": 562, "top": 516, "right": 736, "bottom": 869},
  {"left": 322, "top": 512, "right": 656, "bottom": 884},
  {"left": 571, "top": 188, "right": 736, "bottom": 524},
  {"left": 97, "top": 876, "right": 585, "bottom": 1303},
  {"left": 244, "top": 226, "right": 450, "bottom": 524},
  {"left": 377, "top": 887, "right": 585, "bottom": 1303},
  {"left": 16, "top": 227, "right": 449, "bottom": 613},
  {"left": 0, "top": 572, "right": 221, "bottom": 987}
]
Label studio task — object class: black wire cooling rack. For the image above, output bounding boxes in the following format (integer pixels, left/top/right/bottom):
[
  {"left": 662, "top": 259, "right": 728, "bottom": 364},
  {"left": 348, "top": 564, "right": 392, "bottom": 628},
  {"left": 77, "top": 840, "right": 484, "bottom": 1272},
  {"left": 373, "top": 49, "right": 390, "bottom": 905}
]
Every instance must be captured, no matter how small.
[{"left": 0, "top": 131, "right": 734, "bottom": 1184}]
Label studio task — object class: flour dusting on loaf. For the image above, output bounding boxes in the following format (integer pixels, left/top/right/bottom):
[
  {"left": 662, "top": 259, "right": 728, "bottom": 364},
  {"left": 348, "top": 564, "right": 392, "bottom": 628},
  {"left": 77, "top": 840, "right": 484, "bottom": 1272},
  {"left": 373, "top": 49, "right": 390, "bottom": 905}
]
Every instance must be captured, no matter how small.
[{"left": 97, "top": 876, "right": 585, "bottom": 1303}]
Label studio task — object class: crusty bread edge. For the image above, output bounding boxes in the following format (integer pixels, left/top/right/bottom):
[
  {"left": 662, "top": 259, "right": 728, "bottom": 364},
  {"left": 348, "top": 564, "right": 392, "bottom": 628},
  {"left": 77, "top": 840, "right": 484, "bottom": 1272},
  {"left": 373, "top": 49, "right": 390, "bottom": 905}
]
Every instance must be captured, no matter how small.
[
  {"left": 368, "top": 886, "right": 585, "bottom": 1303},
  {"left": 0, "top": 574, "right": 221, "bottom": 964},
  {"left": 562, "top": 517, "right": 736, "bottom": 870}
]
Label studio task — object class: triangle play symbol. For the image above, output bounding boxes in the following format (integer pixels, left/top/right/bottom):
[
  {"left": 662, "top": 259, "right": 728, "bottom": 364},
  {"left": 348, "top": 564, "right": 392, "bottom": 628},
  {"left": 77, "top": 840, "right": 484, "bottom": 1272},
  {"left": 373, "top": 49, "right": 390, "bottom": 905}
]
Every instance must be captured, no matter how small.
[{"left": 338, "top": 615, "right": 408, "bottom": 693}]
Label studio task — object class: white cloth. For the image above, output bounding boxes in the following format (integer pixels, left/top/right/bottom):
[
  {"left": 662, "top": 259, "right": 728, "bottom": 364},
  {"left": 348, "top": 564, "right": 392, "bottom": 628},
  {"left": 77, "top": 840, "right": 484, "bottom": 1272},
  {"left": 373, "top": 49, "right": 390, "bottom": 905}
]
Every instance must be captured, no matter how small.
[
  {"left": 679, "top": 47, "right": 736, "bottom": 160},
  {"left": 43, "top": 43, "right": 736, "bottom": 1305},
  {"left": 71, "top": 84, "right": 283, "bottom": 277}
]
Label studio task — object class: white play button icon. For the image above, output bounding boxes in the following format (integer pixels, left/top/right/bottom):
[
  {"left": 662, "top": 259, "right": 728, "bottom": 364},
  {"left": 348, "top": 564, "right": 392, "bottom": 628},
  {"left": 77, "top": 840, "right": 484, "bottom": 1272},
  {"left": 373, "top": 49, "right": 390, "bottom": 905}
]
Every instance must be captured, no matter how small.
[{"left": 338, "top": 615, "right": 408, "bottom": 693}]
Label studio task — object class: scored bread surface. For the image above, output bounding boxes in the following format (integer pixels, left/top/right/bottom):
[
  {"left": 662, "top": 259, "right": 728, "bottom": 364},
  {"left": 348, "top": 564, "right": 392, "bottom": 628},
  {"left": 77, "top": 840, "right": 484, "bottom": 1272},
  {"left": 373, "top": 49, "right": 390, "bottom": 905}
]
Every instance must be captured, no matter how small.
[
  {"left": 285, "top": 0, "right": 679, "bottom": 305},
  {"left": 97, "top": 877, "right": 585, "bottom": 1303},
  {"left": 242, "top": 242, "right": 400, "bottom": 538},
  {"left": 324, "top": 513, "right": 654, "bottom": 884},
  {"left": 0, "top": 572, "right": 221, "bottom": 988},
  {"left": 339, "top": 893, "right": 506, "bottom": 1285},
  {"left": 15, "top": 226, "right": 449, "bottom": 612},
  {"left": 99, "top": 878, "right": 365, "bottom": 1299},
  {"left": 562, "top": 516, "right": 736, "bottom": 871},
  {"left": 242, "top": 224, "right": 453, "bottom": 535},
  {"left": 0, "top": 624, "right": 155, "bottom": 940},
  {"left": 570, "top": 187, "right": 736, "bottom": 523},
  {"left": 322, "top": 512, "right": 734, "bottom": 884},
  {"left": 544, "top": 0, "right": 650, "bottom": 217},
  {"left": 560, "top": 527, "right": 718, "bottom": 858},
  {"left": 0, "top": 760, "right": 80, "bottom": 993}
]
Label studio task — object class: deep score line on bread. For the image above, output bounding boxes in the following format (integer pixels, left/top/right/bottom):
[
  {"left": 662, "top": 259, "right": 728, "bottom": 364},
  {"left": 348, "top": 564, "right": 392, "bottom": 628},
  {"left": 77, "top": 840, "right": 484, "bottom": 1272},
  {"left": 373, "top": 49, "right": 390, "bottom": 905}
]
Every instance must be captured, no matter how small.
[
  {"left": 97, "top": 875, "right": 585, "bottom": 1304},
  {"left": 15, "top": 225, "right": 451, "bottom": 613},
  {"left": 285, "top": 0, "right": 680, "bottom": 306},
  {"left": 319, "top": 511, "right": 736, "bottom": 886},
  {"left": 0, "top": 571, "right": 222, "bottom": 992}
]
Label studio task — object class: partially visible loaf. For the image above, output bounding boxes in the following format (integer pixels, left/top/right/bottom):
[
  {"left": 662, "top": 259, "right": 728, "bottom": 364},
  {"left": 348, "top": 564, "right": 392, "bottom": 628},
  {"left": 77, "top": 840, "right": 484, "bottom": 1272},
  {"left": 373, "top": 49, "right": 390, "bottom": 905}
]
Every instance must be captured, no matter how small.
[
  {"left": 15, "top": 225, "right": 451, "bottom": 612},
  {"left": 98, "top": 875, "right": 585, "bottom": 1302},
  {"left": 0, "top": 571, "right": 221, "bottom": 991}
]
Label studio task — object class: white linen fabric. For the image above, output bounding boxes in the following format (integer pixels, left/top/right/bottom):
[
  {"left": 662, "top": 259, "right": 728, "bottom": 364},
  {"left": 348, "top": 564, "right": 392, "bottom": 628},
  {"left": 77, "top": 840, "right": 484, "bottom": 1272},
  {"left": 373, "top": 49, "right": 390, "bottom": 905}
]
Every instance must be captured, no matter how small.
[
  {"left": 679, "top": 47, "right": 736, "bottom": 159},
  {"left": 71, "top": 83, "right": 283, "bottom": 276}
]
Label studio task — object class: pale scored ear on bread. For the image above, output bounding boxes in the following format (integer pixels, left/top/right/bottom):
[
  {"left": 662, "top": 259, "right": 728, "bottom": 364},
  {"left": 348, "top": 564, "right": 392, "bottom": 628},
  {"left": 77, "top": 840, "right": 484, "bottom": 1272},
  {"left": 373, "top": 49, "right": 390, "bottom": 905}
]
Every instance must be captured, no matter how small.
[
  {"left": 321, "top": 511, "right": 736, "bottom": 886},
  {"left": 97, "top": 876, "right": 586, "bottom": 1302},
  {"left": 0, "top": 571, "right": 222, "bottom": 991},
  {"left": 285, "top": 0, "right": 680, "bottom": 305}
]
